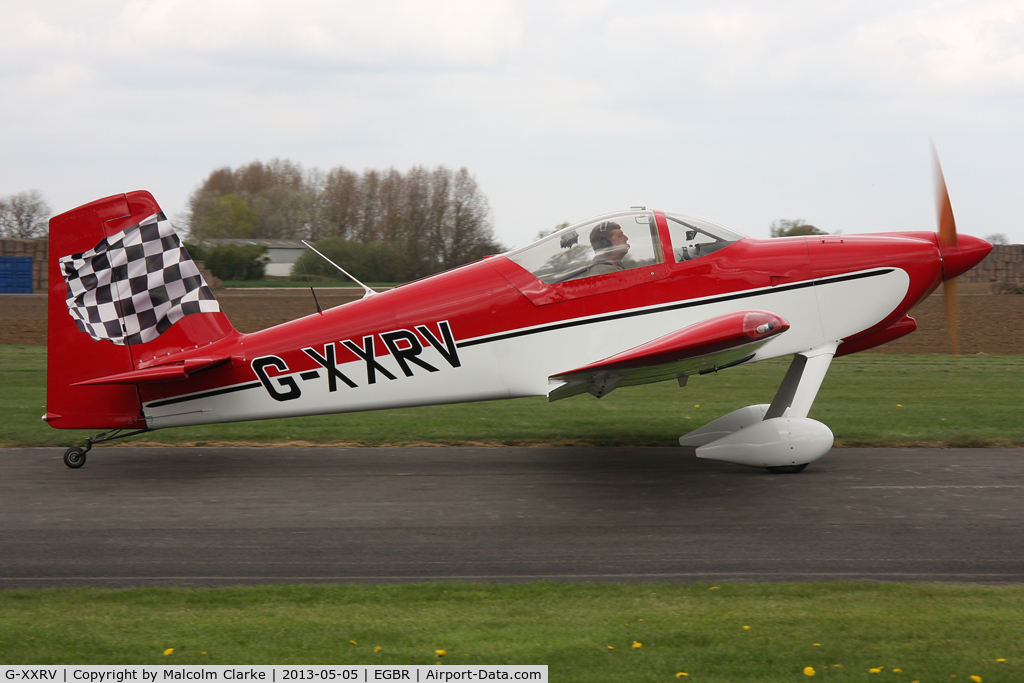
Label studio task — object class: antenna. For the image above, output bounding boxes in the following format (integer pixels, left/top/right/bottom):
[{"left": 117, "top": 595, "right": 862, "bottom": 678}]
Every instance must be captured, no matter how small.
[
  {"left": 301, "top": 240, "right": 378, "bottom": 299},
  {"left": 299, "top": 260, "right": 323, "bottom": 314},
  {"left": 310, "top": 287, "right": 323, "bottom": 313}
]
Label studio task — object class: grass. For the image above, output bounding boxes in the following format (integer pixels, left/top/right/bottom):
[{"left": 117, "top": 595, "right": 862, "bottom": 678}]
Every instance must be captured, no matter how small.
[
  {"left": 5, "top": 353, "right": 1023, "bottom": 679},
  {"left": 4, "top": 346, "right": 1022, "bottom": 448},
  {"left": 0, "top": 583, "right": 1020, "bottom": 680}
]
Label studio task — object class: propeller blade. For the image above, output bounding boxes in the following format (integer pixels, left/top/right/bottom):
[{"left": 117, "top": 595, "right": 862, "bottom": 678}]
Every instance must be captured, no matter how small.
[
  {"left": 932, "top": 144, "right": 957, "bottom": 247},
  {"left": 932, "top": 144, "right": 959, "bottom": 358}
]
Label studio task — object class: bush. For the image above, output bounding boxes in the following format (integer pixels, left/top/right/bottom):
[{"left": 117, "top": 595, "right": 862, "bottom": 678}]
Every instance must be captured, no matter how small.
[
  {"left": 291, "top": 238, "right": 416, "bottom": 283},
  {"left": 185, "top": 242, "right": 268, "bottom": 281}
]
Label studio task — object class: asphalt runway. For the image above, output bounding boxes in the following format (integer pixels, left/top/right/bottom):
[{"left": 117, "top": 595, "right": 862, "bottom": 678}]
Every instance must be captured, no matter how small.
[{"left": 1, "top": 446, "right": 1022, "bottom": 587}]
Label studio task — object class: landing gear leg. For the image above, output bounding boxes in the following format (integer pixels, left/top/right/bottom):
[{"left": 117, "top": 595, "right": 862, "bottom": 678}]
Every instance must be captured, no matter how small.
[
  {"left": 765, "top": 343, "right": 839, "bottom": 420},
  {"left": 62, "top": 426, "right": 150, "bottom": 469},
  {"left": 758, "top": 342, "right": 839, "bottom": 473},
  {"left": 687, "top": 343, "right": 839, "bottom": 473}
]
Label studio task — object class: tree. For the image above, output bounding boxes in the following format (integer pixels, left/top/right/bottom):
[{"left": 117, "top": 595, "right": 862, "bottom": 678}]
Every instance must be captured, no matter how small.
[
  {"left": 321, "top": 167, "right": 361, "bottom": 240},
  {"left": 432, "top": 167, "right": 501, "bottom": 270},
  {"left": 535, "top": 222, "right": 570, "bottom": 241},
  {"left": 769, "top": 218, "right": 827, "bottom": 238},
  {"left": 0, "top": 190, "right": 51, "bottom": 238},
  {"left": 984, "top": 233, "right": 1010, "bottom": 245},
  {"left": 185, "top": 160, "right": 503, "bottom": 281},
  {"left": 192, "top": 193, "right": 259, "bottom": 238}
]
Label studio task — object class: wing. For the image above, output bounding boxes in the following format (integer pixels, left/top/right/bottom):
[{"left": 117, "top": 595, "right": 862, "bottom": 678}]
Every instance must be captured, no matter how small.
[{"left": 548, "top": 310, "right": 789, "bottom": 401}]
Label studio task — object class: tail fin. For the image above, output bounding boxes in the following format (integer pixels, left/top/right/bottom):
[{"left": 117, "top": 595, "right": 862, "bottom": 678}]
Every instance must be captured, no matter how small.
[{"left": 46, "top": 190, "right": 239, "bottom": 430}]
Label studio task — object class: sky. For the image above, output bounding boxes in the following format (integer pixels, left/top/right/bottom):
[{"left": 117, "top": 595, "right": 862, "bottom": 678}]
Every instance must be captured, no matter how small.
[{"left": 2, "top": 0, "right": 1023, "bottom": 249}]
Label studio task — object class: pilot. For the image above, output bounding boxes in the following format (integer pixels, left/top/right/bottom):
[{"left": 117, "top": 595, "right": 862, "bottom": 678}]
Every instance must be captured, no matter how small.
[{"left": 577, "top": 221, "right": 630, "bottom": 277}]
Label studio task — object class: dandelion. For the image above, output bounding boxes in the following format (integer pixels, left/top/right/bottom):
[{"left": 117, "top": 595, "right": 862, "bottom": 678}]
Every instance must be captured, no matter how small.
[
  {"left": 743, "top": 625, "right": 750, "bottom": 630},
  {"left": 897, "top": 404, "right": 903, "bottom": 407},
  {"left": 970, "top": 677, "right": 982, "bottom": 682},
  {"left": 374, "top": 646, "right": 382, "bottom": 653},
  {"left": 694, "top": 404, "right": 700, "bottom": 408},
  {"left": 870, "top": 667, "right": 883, "bottom": 673},
  {"left": 894, "top": 669, "right": 903, "bottom": 673},
  {"left": 997, "top": 659, "right": 1006, "bottom": 663},
  {"left": 163, "top": 649, "right": 174, "bottom": 656},
  {"left": 676, "top": 674, "right": 688, "bottom": 678},
  {"left": 607, "top": 646, "right": 614, "bottom": 650},
  {"left": 639, "top": 619, "right": 643, "bottom": 622},
  {"left": 804, "top": 666, "right": 816, "bottom": 676},
  {"left": 351, "top": 640, "right": 358, "bottom": 645},
  {"left": 813, "top": 643, "right": 820, "bottom": 647},
  {"left": 435, "top": 649, "right": 446, "bottom": 657},
  {"left": 709, "top": 586, "right": 719, "bottom": 590},
  {"left": 632, "top": 641, "right": 642, "bottom": 649}
]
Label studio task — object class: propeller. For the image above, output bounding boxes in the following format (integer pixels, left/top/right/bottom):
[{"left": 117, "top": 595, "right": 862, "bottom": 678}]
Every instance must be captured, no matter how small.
[{"left": 932, "top": 145, "right": 959, "bottom": 357}]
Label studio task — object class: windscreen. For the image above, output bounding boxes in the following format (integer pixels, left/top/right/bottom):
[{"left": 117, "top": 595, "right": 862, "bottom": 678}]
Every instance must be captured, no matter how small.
[{"left": 663, "top": 213, "right": 744, "bottom": 263}]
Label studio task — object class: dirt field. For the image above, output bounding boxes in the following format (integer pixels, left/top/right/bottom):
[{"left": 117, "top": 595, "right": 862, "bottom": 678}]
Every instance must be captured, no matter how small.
[{"left": 3, "top": 289, "right": 1022, "bottom": 354}]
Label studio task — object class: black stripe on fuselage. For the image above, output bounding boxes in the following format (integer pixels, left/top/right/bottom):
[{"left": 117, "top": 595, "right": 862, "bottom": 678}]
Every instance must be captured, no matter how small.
[
  {"left": 145, "top": 381, "right": 262, "bottom": 409},
  {"left": 456, "top": 268, "right": 895, "bottom": 349},
  {"left": 143, "top": 268, "right": 894, "bottom": 410}
]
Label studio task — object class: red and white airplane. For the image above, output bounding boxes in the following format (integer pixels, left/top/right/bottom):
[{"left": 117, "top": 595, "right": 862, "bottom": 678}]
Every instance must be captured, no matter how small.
[{"left": 45, "top": 167, "right": 991, "bottom": 471}]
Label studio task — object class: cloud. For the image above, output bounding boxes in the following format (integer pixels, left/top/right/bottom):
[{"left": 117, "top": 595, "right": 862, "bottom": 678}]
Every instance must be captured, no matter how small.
[
  {"left": 1, "top": 0, "right": 1023, "bottom": 244},
  {"left": 110, "top": 0, "right": 523, "bottom": 70},
  {"left": 856, "top": 2, "right": 1024, "bottom": 92},
  {"left": 558, "top": 2, "right": 1024, "bottom": 98}
]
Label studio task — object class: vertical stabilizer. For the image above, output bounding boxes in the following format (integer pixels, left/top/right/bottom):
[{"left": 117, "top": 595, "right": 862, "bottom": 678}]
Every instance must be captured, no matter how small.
[{"left": 46, "top": 191, "right": 239, "bottom": 430}]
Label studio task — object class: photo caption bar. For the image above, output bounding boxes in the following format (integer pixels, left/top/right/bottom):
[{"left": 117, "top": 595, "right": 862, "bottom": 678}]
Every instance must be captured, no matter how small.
[{"left": 2, "top": 667, "right": 546, "bottom": 683}]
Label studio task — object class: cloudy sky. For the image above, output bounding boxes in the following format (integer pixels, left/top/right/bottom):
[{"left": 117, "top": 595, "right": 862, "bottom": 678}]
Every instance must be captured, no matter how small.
[{"left": 2, "top": 0, "right": 1023, "bottom": 248}]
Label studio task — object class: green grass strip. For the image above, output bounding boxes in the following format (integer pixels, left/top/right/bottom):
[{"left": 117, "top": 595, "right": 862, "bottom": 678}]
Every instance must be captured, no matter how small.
[
  {"left": 4, "top": 346, "right": 1023, "bottom": 448},
  {"left": 0, "top": 583, "right": 1020, "bottom": 681}
]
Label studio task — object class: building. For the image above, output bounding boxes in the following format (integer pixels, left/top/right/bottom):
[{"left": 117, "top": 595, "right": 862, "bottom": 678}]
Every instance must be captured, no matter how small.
[
  {"left": 0, "top": 238, "right": 48, "bottom": 293},
  {"left": 201, "top": 239, "right": 308, "bottom": 277}
]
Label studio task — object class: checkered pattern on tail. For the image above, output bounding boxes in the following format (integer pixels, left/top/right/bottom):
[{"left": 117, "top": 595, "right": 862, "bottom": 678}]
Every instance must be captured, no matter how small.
[{"left": 59, "top": 213, "right": 220, "bottom": 346}]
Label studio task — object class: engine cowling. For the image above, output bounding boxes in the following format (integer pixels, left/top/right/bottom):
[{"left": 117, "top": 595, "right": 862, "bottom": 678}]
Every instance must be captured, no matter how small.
[{"left": 695, "top": 417, "right": 833, "bottom": 469}]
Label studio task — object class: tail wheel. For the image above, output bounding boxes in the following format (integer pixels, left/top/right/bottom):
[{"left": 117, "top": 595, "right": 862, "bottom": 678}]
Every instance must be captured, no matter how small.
[{"left": 63, "top": 447, "right": 87, "bottom": 468}]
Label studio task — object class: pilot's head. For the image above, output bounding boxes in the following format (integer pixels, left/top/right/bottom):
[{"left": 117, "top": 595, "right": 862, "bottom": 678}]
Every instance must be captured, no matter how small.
[{"left": 590, "top": 221, "right": 630, "bottom": 261}]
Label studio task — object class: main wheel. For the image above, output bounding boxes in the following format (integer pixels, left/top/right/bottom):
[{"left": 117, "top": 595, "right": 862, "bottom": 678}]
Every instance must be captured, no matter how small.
[
  {"left": 766, "top": 463, "right": 808, "bottom": 474},
  {"left": 63, "top": 447, "right": 87, "bottom": 468}
]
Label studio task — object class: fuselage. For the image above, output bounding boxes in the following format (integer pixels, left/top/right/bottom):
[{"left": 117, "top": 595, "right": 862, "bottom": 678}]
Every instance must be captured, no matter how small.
[{"left": 138, "top": 210, "right": 962, "bottom": 430}]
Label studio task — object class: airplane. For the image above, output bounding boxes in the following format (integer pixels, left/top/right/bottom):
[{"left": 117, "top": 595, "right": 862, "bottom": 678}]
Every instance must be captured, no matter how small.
[{"left": 44, "top": 161, "right": 991, "bottom": 472}]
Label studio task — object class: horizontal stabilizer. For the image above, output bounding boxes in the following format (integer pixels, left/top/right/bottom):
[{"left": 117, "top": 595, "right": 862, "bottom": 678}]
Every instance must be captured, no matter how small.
[
  {"left": 548, "top": 310, "right": 789, "bottom": 401},
  {"left": 71, "top": 357, "right": 229, "bottom": 386}
]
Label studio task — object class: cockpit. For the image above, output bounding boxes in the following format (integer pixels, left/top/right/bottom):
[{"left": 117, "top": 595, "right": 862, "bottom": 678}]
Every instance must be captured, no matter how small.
[{"left": 505, "top": 209, "right": 744, "bottom": 285}]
